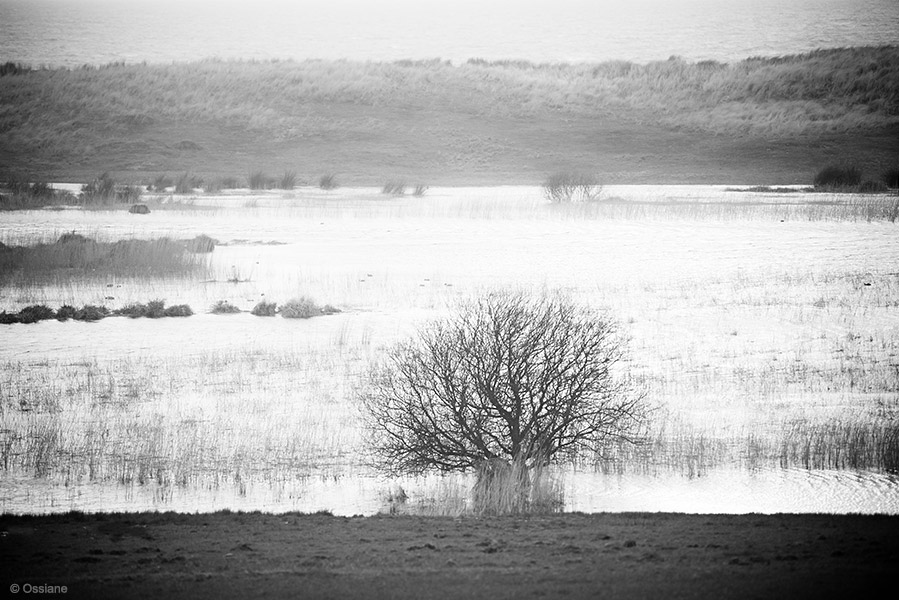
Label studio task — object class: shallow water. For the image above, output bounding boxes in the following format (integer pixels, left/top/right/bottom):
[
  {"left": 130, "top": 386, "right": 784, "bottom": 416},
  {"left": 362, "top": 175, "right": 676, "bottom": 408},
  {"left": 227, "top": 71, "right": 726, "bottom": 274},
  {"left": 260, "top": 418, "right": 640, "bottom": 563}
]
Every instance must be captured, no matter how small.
[
  {"left": 2, "top": 185, "right": 898, "bottom": 515},
  {"left": 1, "top": 0, "right": 897, "bottom": 67},
  {"left": 3, "top": 467, "right": 898, "bottom": 516}
]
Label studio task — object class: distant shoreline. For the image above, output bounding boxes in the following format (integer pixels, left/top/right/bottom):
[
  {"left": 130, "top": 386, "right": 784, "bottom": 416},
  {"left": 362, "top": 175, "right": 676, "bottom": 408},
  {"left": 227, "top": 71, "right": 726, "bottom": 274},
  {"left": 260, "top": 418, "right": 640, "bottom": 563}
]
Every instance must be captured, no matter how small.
[{"left": 1, "top": 47, "right": 897, "bottom": 187}]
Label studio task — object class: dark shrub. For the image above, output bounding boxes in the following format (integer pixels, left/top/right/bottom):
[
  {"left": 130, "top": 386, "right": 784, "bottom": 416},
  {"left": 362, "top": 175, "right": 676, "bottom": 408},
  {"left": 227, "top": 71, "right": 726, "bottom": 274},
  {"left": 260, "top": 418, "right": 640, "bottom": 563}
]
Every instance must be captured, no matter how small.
[
  {"left": 412, "top": 184, "right": 428, "bottom": 197},
  {"left": 882, "top": 168, "right": 899, "bottom": 189},
  {"left": 118, "top": 185, "right": 143, "bottom": 203},
  {"left": 115, "top": 303, "right": 149, "bottom": 318},
  {"left": 318, "top": 174, "right": 338, "bottom": 190},
  {"left": 814, "top": 165, "right": 862, "bottom": 189},
  {"left": 0, "top": 61, "right": 30, "bottom": 76},
  {"left": 163, "top": 304, "right": 193, "bottom": 317},
  {"left": 18, "top": 305, "right": 56, "bottom": 323},
  {"left": 543, "top": 172, "right": 601, "bottom": 203},
  {"left": 0, "top": 311, "right": 20, "bottom": 324},
  {"left": 145, "top": 299, "right": 166, "bottom": 318},
  {"left": 74, "top": 305, "right": 109, "bottom": 321},
  {"left": 29, "top": 182, "right": 54, "bottom": 199},
  {"left": 184, "top": 234, "right": 217, "bottom": 253},
  {"left": 57, "top": 232, "right": 95, "bottom": 245},
  {"left": 210, "top": 300, "right": 241, "bottom": 314},
  {"left": 859, "top": 180, "right": 888, "bottom": 193},
  {"left": 251, "top": 300, "right": 278, "bottom": 316},
  {"left": 280, "top": 296, "right": 321, "bottom": 318},
  {"left": 56, "top": 305, "right": 77, "bottom": 321}
]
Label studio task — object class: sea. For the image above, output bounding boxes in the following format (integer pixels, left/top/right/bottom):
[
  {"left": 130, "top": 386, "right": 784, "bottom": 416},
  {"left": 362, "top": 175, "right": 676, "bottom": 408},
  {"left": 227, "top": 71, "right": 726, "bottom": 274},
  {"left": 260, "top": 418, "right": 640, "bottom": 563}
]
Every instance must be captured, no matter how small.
[{"left": 0, "top": 0, "right": 897, "bottom": 68}]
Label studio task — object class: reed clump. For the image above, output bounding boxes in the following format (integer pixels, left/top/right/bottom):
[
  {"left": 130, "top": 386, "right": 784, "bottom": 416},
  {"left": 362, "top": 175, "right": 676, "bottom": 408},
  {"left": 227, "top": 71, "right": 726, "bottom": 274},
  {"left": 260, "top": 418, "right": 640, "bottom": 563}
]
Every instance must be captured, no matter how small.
[
  {"left": 280, "top": 296, "right": 340, "bottom": 319},
  {"left": 251, "top": 300, "right": 278, "bottom": 316},
  {"left": 0, "top": 234, "right": 211, "bottom": 283},
  {"left": 543, "top": 172, "right": 601, "bottom": 203},
  {"left": 210, "top": 300, "right": 241, "bottom": 314}
]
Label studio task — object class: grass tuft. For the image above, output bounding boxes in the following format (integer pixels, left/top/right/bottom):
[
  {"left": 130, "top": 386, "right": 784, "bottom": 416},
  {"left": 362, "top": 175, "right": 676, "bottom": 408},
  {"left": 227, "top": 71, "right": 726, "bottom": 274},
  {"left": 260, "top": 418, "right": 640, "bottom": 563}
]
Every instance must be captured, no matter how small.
[
  {"left": 0, "top": 235, "right": 211, "bottom": 284},
  {"left": 318, "top": 174, "right": 338, "bottom": 190},
  {"left": 210, "top": 300, "right": 241, "bottom": 314},
  {"left": 543, "top": 172, "right": 601, "bottom": 203},
  {"left": 163, "top": 304, "right": 193, "bottom": 317},
  {"left": 278, "top": 171, "right": 297, "bottom": 190},
  {"left": 279, "top": 296, "right": 341, "bottom": 318},
  {"left": 251, "top": 300, "right": 278, "bottom": 316},
  {"left": 184, "top": 234, "right": 217, "bottom": 253},
  {"left": 248, "top": 171, "right": 271, "bottom": 190},
  {"left": 382, "top": 181, "right": 406, "bottom": 196}
]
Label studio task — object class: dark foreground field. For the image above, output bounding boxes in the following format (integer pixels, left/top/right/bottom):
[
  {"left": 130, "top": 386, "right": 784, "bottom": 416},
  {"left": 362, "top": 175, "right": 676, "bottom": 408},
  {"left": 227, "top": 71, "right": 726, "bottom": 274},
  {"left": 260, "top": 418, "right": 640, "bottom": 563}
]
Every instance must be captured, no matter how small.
[{"left": 2, "top": 512, "right": 897, "bottom": 599}]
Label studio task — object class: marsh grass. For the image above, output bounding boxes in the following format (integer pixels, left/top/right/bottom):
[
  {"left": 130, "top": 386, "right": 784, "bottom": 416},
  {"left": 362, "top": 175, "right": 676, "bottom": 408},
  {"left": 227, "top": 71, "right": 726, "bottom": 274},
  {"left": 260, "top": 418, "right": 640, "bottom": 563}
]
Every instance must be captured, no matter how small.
[
  {"left": 281, "top": 298, "right": 318, "bottom": 319},
  {"left": 81, "top": 173, "right": 143, "bottom": 204},
  {"left": 112, "top": 299, "right": 193, "bottom": 318},
  {"left": 174, "top": 172, "right": 202, "bottom": 194},
  {"left": 210, "top": 300, "right": 241, "bottom": 314},
  {"left": 382, "top": 181, "right": 406, "bottom": 196},
  {"left": 0, "top": 235, "right": 212, "bottom": 285},
  {"left": 2, "top": 188, "right": 898, "bottom": 511},
  {"left": 1, "top": 179, "right": 74, "bottom": 210},
  {"left": 251, "top": 300, "right": 278, "bottom": 316},
  {"left": 318, "top": 174, "right": 338, "bottom": 190},
  {"left": 542, "top": 172, "right": 601, "bottom": 203},
  {"left": 248, "top": 171, "right": 271, "bottom": 190},
  {"left": 278, "top": 171, "right": 297, "bottom": 190},
  {"left": 0, "top": 348, "right": 366, "bottom": 491}
]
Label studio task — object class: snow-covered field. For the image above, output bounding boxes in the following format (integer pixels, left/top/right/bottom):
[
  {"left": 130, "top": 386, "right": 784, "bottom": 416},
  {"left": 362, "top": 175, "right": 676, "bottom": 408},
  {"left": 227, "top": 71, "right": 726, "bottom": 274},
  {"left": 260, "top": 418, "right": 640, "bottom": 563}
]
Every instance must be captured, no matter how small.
[{"left": 2, "top": 185, "right": 898, "bottom": 514}]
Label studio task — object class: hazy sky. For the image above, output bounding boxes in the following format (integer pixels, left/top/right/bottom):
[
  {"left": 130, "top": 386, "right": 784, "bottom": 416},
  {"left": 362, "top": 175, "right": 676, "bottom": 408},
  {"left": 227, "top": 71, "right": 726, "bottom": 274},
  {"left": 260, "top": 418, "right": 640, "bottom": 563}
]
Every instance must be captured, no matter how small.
[{"left": 1, "top": 0, "right": 897, "bottom": 66}]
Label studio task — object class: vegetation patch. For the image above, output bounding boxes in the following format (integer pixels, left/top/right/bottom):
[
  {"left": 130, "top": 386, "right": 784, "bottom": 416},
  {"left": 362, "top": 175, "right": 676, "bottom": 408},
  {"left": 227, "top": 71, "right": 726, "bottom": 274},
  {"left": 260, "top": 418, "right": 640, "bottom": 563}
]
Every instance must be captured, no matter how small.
[
  {"left": 0, "top": 234, "right": 212, "bottom": 284},
  {"left": 812, "top": 164, "right": 893, "bottom": 193},
  {"left": 114, "top": 299, "right": 167, "bottom": 318},
  {"left": 251, "top": 300, "right": 278, "bottom": 316},
  {"left": 278, "top": 171, "right": 298, "bottom": 190},
  {"left": 210, "top": 300, "right": 242, "bottom": 314},
  {"left": 163, "top": 304, "right": 193, "bottom": 317},
  {"left": 81, "top": 172, "right": 142, "bottom": 204},
  {"left": 174, "top": 172, "right": 203, "bottom": 194},
  {"left": 543, "top": 172, "right": 601, "bottom": 203},
  {"left": 280, "top": 296, "right": 340, "bottom": 319},
  {"left": 248, "top": 171, "right": 272, "bottom": 190},
  {"left": 183, "top": 234, "right": 217, "bottom": 253},
  {"left": 382, "top": 181, "right": 406, "bottom": 196},
  {"left": 1, "top": 178, "right": 75, "bottom": 210},
  {"left": 318, "top": 174, "right": 339, "bottom": 190}
]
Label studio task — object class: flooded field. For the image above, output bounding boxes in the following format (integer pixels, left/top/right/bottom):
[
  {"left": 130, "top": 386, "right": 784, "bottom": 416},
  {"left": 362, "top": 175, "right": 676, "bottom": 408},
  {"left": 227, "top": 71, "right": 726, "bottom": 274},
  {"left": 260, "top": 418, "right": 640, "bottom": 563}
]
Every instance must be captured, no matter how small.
[{"left": 2, "top": 185, "right": 898, "bottom": 514}]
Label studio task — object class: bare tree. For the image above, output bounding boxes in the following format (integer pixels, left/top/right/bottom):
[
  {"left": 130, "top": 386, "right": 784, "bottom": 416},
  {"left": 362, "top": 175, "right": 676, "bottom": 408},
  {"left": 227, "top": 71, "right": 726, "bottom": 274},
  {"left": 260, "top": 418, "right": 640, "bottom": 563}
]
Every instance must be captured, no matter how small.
[{"left": 360, "top": 290, "right": 644, "bottom": 493}]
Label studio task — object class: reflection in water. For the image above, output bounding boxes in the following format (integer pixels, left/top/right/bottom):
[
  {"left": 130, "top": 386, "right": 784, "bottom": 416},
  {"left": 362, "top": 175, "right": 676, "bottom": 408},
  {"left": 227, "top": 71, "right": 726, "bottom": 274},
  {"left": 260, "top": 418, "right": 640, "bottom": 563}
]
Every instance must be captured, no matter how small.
[{"left": 3, "top": 467, "right": 898, "bottom": 515}]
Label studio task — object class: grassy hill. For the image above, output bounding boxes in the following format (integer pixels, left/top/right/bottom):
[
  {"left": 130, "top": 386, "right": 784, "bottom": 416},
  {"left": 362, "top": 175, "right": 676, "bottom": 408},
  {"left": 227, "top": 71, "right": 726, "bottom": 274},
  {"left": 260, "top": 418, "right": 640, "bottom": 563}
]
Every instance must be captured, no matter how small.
[{"left": 1, "top": 46, "right": 897, "bottom": 185}]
